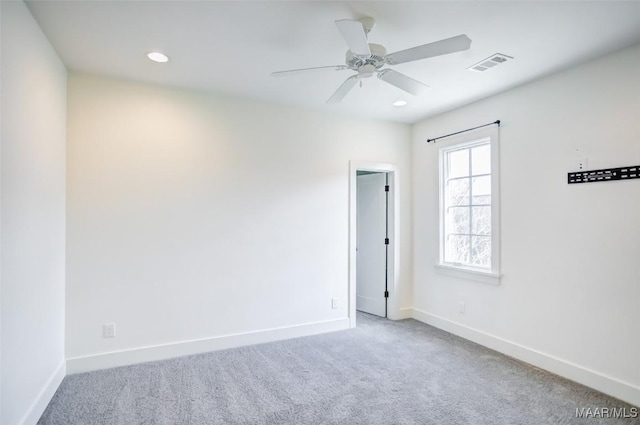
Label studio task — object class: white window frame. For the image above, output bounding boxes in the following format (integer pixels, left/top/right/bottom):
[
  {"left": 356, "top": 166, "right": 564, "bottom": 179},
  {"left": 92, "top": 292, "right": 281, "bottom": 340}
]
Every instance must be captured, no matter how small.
[{"left": 436, "top": 126, "right": 501, "bottom": 285}]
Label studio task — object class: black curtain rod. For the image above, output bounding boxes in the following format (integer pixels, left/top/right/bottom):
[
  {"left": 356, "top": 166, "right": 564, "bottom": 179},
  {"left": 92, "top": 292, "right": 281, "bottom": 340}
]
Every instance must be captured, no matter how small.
[{"left": 426, "top": 120, "right": 501, "bottom": 144}]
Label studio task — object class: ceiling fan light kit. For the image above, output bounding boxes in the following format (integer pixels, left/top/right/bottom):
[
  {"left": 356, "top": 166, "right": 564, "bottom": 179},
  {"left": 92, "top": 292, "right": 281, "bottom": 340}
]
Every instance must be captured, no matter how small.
[{"left": 272, "top": 17, "right": 472, "bottom": 104}]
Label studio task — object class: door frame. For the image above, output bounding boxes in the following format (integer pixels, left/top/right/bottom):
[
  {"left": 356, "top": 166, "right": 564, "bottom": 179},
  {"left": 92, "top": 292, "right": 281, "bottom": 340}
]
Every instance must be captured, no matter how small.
[{"left": 348, "top": 161, "right": 399, "bottom": 328}]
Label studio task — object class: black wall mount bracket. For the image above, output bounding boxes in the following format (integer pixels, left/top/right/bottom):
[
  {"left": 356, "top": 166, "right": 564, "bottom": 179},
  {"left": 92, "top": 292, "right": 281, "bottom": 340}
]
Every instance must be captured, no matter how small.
[{"left": 568, "top": 165, "right": 640, "bottom": 184}]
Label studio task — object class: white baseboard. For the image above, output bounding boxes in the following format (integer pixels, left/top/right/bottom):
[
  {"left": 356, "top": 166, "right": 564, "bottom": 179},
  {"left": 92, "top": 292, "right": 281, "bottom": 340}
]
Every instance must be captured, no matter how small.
[
  {"left": 67, "top": 317, "right": 350, "bottom": 374},
  {"left": 411, "top": 308, "right": 640, "bottom": 408},
  {"left": 20, "top": 361, "right": 66, "bottom": 425},
  {"left": 392, "top": 306, "right": 413, "bottom": 320}
]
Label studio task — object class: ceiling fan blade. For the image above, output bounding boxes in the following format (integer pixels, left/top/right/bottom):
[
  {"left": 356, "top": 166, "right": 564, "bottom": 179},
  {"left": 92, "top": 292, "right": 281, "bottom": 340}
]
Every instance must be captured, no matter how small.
[
  {"left": 335, "top": 19, "right": 371, "bottom": 57},
  {"left": 378, "top": 69, "right": 428, "bottom": 95},
  {"left": 385, "top": 34, "right": 472, "bottom": 65},
  {"left": 271, "top": 65, "right": 348, "bottom": 76},
  {"left": 326, "top": 75, "right": 359, "bottom": 104}
]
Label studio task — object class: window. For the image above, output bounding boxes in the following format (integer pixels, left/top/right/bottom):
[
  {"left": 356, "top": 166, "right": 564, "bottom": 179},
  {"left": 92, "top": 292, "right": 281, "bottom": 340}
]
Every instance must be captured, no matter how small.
[{"left": 438, "top": 130, "right": 500, "bottom": 283}]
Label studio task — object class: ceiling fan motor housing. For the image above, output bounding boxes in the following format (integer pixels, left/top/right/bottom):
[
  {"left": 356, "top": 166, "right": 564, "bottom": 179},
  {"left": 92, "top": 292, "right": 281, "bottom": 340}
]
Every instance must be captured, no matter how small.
[{"left": 346, "top": 43, "right": 387, "bottom": 72}]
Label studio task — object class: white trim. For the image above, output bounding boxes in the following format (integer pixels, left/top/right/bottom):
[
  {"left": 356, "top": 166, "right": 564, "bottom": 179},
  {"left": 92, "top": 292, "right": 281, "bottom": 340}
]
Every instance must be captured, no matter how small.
[
  {"left": 67, "top": 318, "right": 349, "bottom": 374},
  {"left": 349, "top": 161, "right": 401, "bottom": 327},
  {"left": 393, "top": 307, "right": 414, "bottom": 320},
  {"left": 434, "top": 264, "right": 501, "bottom": 285},
  {"left": 19, "top": 361, "right": 66, "bottom": 425},
  {"left": 410, "top": 308, "right": 640, "bottom": 407}
]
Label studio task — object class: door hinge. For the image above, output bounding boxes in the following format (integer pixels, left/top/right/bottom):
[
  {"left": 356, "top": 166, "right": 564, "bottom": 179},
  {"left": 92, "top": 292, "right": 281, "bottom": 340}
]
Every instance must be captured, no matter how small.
[
  {"left": 384, "top": 238, "right": 389, "bottom": 245},
  {"left": 384, "top": 291, "right": 389, "bottom": 298},
  {"left": 385, "top": 185, "right": 389, "bottom": 192}
]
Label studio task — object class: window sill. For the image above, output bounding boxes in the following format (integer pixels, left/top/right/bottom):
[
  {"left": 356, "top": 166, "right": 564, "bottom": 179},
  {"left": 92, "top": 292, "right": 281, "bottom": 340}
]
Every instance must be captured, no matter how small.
[{"left": 435, "top": 264, "right": 501, "bottom": 285}]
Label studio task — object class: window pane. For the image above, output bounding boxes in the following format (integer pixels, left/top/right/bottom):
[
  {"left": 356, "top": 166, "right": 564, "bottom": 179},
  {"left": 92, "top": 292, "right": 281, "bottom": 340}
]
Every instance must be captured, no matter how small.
[
  {"left": 470, "top": 236, "right": 491, "bottom": 267},
  {"left": 471, "top": 144, "right": 491, "bottom": 175},
  {"left": 447, "top": 206, "right": 469, "bottom": 234},
  {"left": 441, "top": 139, "right": 495, "bottom": 271},
  {"left": 472, "top": 176, "right": 491, "bottom": 205},
  {"left": 472, "top": 206, "right": 491, "bottom": 235},
  {"left": 448, "top": 149, "right": 469, "bottom": 178},
  {"left": 446, "top": 235, "right": 470, "bottom": 264},
  {"left": 447, "top": 178, "right": 469, "bottom": 206}
]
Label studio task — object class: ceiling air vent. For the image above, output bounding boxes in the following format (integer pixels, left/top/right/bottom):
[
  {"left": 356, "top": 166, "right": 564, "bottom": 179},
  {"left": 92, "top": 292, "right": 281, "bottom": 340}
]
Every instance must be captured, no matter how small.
[{"left": 468, "top": 53, "right": 513, "bottom": 72}]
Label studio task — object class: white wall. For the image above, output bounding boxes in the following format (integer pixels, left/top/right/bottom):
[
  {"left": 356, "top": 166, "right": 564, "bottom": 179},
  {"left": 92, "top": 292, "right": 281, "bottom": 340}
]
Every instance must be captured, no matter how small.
[
  {"left": 0, "top": 2, "right": 67, "bottom": 424},
  {"left": 412, "top": 44, "right": 640, "bottom": 405},
  {"left": 66, "top": 73, "right": 411, "bottom": 369}
]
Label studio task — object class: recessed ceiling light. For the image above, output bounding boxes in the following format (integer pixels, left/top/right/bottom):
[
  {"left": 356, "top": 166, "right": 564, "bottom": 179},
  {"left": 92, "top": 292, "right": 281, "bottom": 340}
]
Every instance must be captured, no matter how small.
[
  {"left": 393, "top": 100, "right": 407, "bottom": 107},
  {"left": 147, "top": 52, "right": 169, "bottom": 63}
]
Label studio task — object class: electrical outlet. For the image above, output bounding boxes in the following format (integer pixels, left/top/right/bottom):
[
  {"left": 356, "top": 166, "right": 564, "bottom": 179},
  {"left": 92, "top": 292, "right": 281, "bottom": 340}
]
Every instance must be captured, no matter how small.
[
  {"left": 575, "top": 156, "right": 588, "bottom": 171},
  {"left": 103, "top": 323, "right": 116, "bottom": 338},
  {"left": 459, "top": 302, "right": 466, "bottom": 314},
  {"left": 331, "top": 298, "right": 338, "bottom": 309}
]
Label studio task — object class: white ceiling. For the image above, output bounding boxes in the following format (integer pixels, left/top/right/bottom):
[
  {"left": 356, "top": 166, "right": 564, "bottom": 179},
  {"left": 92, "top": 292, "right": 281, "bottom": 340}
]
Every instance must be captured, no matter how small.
[{"left": 26, "top": 1, "right": 640, "bottom": 123}]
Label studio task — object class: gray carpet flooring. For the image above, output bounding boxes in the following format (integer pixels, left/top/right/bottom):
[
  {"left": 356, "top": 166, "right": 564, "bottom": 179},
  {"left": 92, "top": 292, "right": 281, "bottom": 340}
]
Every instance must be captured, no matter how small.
[{"left": 39, "top": 313, "right": 638, "bottom": 425}]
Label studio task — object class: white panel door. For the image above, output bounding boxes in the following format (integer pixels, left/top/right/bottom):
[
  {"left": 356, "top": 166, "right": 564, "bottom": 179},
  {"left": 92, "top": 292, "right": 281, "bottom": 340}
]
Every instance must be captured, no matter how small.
[{"left": 356, "top": 173, "right": 387, "bottom": 317}]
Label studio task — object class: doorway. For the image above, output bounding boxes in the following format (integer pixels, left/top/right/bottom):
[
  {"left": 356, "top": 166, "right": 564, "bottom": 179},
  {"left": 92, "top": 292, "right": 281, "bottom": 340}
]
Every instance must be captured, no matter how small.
[
  {"left": 348, "top": 161, "right": 397, "bottom": 328},
  {"left": 356, "top": 171, "right": 389, "bottom": 318}
]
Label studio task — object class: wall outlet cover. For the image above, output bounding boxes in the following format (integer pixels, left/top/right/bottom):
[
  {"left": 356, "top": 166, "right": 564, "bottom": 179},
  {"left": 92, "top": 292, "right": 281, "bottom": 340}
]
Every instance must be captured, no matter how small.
[
  {"left": 575, "top": 156, "right": 588, "bottom": 171},
  {"left": 103, "top": 323, "right": 116, "bottom": 338}
]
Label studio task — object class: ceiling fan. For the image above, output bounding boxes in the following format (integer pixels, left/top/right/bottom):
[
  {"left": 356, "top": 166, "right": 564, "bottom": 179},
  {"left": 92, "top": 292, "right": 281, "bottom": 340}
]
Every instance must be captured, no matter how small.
[{"left": 272, "top": 17, "right": 472, "bottom": 104}]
